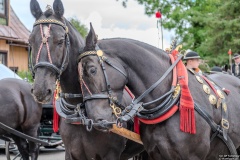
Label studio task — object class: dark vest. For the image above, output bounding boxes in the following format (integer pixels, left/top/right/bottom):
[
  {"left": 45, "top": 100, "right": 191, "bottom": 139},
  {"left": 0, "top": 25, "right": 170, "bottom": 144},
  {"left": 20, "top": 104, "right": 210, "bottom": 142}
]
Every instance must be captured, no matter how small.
[{"left": 232, "top": 63, "right": 240, "bottom": 77}]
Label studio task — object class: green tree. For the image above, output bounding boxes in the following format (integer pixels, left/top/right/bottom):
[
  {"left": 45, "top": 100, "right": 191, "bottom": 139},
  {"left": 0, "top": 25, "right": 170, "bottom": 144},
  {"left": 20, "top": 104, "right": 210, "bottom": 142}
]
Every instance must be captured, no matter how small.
[
  {"left": 68, "top": 17, "right": 88, "bottom": 38},
  {"left": 198, "top": 0, "right": 240, "bottom": 66},
  {"left": 119, "top": 0, "right": 219, "bottom": 52},
  {"left": 119, "top": 0, "right": 240, "bottom": 67}
]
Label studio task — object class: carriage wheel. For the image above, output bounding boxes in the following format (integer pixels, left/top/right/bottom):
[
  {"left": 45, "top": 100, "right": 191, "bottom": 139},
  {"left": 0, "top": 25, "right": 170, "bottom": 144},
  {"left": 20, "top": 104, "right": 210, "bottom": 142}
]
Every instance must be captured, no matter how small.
[
  {"left": 5, "top": 141, "right": 10, "bottom": 160},
  {"left": 5, "top": 140, "right": 23, "bottom": 160}
]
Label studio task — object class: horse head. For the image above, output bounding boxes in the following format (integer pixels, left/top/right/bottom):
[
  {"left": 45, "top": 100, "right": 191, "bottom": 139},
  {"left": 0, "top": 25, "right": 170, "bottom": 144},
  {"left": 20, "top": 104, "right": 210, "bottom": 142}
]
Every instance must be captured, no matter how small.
[
  {"left": 29, "top": 0, "right": 73, "bottom": 103},
  {"left": 78, "top": 24, "right": 128, "bottom": 131}
]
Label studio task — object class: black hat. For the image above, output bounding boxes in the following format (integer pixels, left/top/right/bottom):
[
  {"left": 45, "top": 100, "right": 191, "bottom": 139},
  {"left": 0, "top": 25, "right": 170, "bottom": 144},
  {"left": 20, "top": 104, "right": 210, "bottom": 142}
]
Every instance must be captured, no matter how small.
[
  {"left": 183, "top": 51, "right": 201, "bottom": 60},
  {"left": 232, "top": 53, "right": 240, "bottom": 59},
  {"left": 211, "top": 66, "right": 222, "bottom": 72}
]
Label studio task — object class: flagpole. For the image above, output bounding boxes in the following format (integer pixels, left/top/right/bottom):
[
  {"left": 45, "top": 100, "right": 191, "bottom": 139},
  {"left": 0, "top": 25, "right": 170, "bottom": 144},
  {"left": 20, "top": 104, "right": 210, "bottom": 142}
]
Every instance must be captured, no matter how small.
[
  {"left": 161, "top": 18, "right": 163, "bottom": 49},
  {"left": 155, "top": 10, "right": 162, "bottom": 49}
]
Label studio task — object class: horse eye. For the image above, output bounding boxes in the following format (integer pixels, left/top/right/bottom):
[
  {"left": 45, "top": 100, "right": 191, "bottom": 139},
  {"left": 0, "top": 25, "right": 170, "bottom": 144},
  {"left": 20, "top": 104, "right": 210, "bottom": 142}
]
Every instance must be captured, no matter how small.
[
  {"left": 89, "top": 67, "right": 97, "bottom": 75},
  {"left": 58, "top": 39, "right": 64, "bottom": 45}
]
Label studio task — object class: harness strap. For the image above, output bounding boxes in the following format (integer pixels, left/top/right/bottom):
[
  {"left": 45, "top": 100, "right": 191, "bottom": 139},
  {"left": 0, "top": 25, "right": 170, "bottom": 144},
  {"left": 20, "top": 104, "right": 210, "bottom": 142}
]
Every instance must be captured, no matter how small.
[
  {"left": 102, "top": 57, "right": 127, "bottom": 77},
  {"left": 132, "top": 54, "right": 183, "bottom": 105},
  {"left": 201, "top": 75, "right": 229, "bottom": 141},
  {"left": 118, "top": 54, "right": 182, "bottom": 123},
  {"left": 83, "top": 94, "right": 109, "bottom": 102},
  {"left": 194, "top": 103, "right": 237, "bottom": 155},
  {"left": 33, "top": 62, "right": 61, "bottom": 75},
  {"left": 59, "top": 93, "right": 82, "bottom": 98}
]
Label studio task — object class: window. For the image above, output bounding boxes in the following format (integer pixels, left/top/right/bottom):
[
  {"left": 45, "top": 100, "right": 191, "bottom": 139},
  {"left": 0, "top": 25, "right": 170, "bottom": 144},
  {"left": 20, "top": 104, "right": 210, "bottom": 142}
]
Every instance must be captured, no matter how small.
[
  {"left": 0, "top": 0, "right": 5, "bottom": 15},
  {"left": 0, "top": 52, "right": 7, "bottom": 65}
]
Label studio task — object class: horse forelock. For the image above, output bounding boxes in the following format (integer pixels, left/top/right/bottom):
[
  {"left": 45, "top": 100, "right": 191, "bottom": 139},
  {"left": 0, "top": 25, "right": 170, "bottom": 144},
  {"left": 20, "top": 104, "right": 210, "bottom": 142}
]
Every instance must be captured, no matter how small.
[{"left": 44, "top": 8, "right": 53, "bottom": 17}]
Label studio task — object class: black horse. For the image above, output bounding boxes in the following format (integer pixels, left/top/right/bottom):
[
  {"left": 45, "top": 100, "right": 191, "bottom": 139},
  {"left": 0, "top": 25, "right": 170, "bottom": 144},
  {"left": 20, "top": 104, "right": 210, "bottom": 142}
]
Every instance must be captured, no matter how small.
[
  {"left": 0, "top": 78, "right": 42, "bottom": 160},
  {"left": 29, "top": 0, "right": 144, "bottom": 159},
  {"left": 78, "top": 25, "right": 240, "bottom": 159}
]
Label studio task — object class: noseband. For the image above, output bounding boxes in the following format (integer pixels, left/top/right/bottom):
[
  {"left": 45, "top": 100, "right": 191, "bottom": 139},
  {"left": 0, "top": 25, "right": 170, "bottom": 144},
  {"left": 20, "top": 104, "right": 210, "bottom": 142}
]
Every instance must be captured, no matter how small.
[
  {"left": 29, "top": 19, "right": 70, "bottom": 79},
  {"left": 78, "top": 48, "right": 127, "bottom": 117}
]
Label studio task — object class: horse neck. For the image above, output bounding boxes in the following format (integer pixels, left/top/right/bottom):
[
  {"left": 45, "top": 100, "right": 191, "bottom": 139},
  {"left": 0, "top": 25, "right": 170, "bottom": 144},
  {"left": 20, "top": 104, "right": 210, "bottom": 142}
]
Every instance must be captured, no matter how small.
[
  {"left": 102, "top": 40, "right": 173, "bottom": 103},
  {"left": 60, "top": 21, "right": 84, "bottom": 103}
]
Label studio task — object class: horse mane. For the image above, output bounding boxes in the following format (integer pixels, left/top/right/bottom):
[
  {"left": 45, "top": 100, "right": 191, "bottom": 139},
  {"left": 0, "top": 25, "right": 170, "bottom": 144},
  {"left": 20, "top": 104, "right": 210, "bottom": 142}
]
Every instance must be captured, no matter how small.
[{"left": 99, "top": 38, "right": 168, "bottom": 61}]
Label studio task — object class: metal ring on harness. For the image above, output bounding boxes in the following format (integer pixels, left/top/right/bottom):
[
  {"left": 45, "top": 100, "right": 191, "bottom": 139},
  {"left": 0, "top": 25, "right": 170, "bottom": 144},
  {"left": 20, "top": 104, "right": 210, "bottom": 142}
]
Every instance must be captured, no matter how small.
[{"left": 86, "top": 119, "right": 93, "bottom": 131}]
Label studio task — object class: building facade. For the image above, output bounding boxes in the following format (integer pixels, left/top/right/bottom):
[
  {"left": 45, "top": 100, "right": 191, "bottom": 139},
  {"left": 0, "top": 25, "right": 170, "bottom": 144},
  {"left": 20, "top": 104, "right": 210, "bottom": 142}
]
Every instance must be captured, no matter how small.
[{"left": 0, "top": 0, "right": 30, "bottom": 72}]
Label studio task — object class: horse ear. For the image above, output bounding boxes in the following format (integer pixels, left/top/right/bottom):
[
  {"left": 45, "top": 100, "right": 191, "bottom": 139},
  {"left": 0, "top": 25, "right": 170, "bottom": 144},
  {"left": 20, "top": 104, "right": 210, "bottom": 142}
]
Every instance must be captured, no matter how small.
[
  {"left": 85, "top": 23, "right": 98, "bottom": 51},
  {"left": 30, "top": 0, "right": 42, "bottom": 19},
  {"left": 53, "top": 0, "right": 64, "bottom": 18}
]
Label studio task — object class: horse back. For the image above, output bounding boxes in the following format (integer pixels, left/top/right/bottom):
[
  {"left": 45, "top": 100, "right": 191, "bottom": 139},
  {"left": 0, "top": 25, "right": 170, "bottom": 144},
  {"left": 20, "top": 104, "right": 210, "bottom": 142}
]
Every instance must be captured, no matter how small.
[{"left": 0, "top": 78, "right": 42, "bottom": 130}]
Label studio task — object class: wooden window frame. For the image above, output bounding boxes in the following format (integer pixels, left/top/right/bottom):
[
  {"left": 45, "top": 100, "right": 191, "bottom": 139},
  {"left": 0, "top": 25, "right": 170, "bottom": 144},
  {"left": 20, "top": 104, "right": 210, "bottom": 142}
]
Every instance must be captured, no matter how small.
[
  {"left": 0, "top": 51, "right": 7, "bottom": 66},
  {"left": 0, "top": 0, "right": 7, "bottom": 19}
]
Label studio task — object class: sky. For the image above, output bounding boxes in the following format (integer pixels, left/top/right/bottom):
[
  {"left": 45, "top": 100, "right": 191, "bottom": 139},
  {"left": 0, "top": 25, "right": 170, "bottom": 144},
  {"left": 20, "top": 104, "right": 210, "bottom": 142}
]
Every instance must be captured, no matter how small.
[{"left": 11, "top": 0, "right": 173, "bottom": 49}]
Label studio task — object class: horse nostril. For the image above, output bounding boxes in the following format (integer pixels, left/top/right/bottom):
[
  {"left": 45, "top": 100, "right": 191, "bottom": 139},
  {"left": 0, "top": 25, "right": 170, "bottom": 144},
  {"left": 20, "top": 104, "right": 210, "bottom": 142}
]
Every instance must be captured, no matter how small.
[
  {"left": 31, "top": 88, "right": 34, "bottom": 94},
  {"left": 47, "top": 89, "right": 52, "bottom": 96}
]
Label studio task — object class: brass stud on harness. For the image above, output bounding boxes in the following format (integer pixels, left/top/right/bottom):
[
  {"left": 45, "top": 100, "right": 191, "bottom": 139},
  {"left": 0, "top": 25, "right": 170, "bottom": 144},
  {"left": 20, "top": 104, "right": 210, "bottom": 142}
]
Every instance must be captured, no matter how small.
[
  {"left": 110, "top": 103, "right": 121, "bottom": 117},
  {"left": 208, "top": 94, "right": 217, "bottom": 105},
  {"left": 203, "top": 84, "right": 211, "bottom": 95},
  {"left": 196, "top": 75, "right": 203, "bottom": 84},
  {"left": 97, "top": 50, "right": 103, "bottom": 57},
  {"left": 173, "top": 84, "right": 180, "bottom": 99},
  {"left": 221, "top": 118, "right": 229, "bottom": 129},
  {"left": 217, "top": 90, "right": 225, "bottom": 99}
]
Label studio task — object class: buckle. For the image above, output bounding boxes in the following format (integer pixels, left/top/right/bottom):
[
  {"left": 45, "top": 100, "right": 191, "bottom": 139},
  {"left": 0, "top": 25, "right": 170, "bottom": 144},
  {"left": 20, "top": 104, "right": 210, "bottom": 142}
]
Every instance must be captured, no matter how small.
[{"left": 221, "top": 119, "right": 229, "bottom": 130}]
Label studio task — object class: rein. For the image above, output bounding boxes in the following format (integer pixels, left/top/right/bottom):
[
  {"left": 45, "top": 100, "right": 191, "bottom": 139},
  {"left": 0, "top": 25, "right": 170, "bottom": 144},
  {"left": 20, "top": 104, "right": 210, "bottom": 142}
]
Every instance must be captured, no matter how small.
[{"left": 117, "top": 54, "right": 183, "bottom": 124}]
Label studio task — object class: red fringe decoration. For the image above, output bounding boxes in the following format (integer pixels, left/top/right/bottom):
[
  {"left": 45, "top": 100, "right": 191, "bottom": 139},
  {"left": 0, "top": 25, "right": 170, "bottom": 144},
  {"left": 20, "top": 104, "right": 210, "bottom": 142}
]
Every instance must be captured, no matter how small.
[
  {"left": 134, "top": 117, "right": 140, "bottom": 134},
  {"left": 172, "top": 50, "right": 196, "bottom": 134},
  {"left": 53, "top": 89, "right": 59, "bottom": 133}
]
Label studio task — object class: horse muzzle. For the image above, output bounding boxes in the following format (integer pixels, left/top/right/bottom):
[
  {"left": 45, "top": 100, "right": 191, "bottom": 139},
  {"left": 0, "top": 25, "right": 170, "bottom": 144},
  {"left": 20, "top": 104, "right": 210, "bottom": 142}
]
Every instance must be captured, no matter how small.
[{"left": 31, "top": 87, "right": 53, "bottom": 104}]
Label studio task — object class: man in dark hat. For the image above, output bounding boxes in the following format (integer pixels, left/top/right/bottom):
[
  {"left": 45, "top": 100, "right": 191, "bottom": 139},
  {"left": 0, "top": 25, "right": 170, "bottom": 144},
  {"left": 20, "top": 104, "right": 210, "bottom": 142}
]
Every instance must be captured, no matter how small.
[
  {"left": 231, "top": 53, "right": 240, "bottom": 78},
  {"left": 183, "top": 51, "right": 202, "bottom": 74}
]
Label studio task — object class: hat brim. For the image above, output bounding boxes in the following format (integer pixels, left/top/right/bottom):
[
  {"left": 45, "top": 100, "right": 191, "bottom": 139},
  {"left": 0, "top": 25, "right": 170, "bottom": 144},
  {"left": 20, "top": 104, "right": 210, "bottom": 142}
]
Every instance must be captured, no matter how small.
[
  {"left": 232, "top": 55, "right": 240, "bottom": 59},
  {"left": 183, "top": 56, "right": 201, "bottom": 60}
]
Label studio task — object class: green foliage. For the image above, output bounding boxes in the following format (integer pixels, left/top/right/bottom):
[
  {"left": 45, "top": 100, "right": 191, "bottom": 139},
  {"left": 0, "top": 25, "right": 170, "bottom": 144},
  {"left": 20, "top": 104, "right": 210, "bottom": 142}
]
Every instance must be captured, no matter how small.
[
  {"left": 0, "top": 17, "right": 6, "bottom": 25},
  {"left": 18, "top": 71, "right": 33, "bottom": 83},
  {"left": 118, "top": 0, "right": 240, "bottom": 68},
  {"left": 68, "top": 17, "right": 88, "bottom": 38}
]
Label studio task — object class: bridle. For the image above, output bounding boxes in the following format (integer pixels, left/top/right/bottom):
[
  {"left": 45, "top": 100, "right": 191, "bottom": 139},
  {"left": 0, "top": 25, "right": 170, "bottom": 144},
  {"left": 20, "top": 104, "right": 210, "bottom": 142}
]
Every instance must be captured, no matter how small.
[
  {"left": 78, "top": 48, "right": 128, "bottom": 118},
  {"left": 29, "top": 19, "right": 70, "bottom": 80}
]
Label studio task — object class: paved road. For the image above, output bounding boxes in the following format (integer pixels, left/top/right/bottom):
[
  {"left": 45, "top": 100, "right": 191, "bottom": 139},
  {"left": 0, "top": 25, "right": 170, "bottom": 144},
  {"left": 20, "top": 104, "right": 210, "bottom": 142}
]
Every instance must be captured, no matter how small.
[{"left": 0, "top": 146, "right": 65, "bottom": 160}]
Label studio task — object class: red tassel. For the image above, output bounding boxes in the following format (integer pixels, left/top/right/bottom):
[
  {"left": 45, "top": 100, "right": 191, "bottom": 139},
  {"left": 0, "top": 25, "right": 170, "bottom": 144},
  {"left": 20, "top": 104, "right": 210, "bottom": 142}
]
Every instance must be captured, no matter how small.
[
  {"left": 53, "top": 90, "right": 59, "bottom": 133},
  {"left": 180, "top": 107, "right": 196, "bottom": 134},
  {"left": 172, "top": 49, "right": 196, "bottom": 134},
  {"left": 134, "top": 117, "right": 140, "bottom": 134}
]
